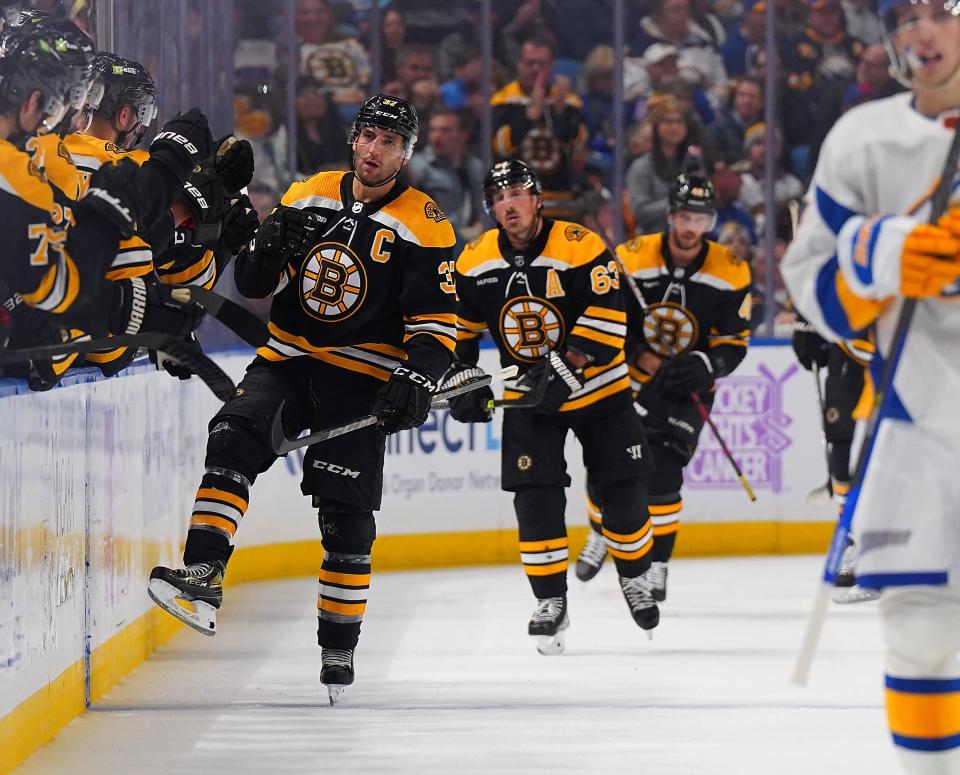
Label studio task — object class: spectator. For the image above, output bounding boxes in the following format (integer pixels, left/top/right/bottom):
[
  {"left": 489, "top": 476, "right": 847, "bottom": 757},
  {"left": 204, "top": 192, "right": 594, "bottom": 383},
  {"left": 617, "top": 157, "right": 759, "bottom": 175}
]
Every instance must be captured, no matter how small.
[
  {"left": 632, "top": 0, "right": 729, "bottom": 106},
  {"left": 626, "top": 94, "right": 709, "bottom": 234},
  {"left": 490, "top": 34, "right": 588, "bottom": 220},
  {"left": 440, "top": 46, "right": 483, "bottom": 110},
  {"left": 379, "top": 4, "right": 408, "bottom": 84},
  {"left": 492, "top": 0, "right": 557, "bottom": 69},
  {"left": 383, "top": 43, "right": 441, "bottom": 123},
  {"left": 625, "top": 120, "right": 654, "bottom": 168},
  {"left": 841, "top": 0, "right": 882, "bottom": 45},
  {"left": 247, "top": 180, "right": 281, "bottom": 223},
  {"left": 407, "top": 108, "right": 485, "bottom": 247},
  {"left": 710, "top": 75, "right": 764, "bottom": 165},
  {"left": 234, "top": 86, "right": 287, "bottom": 191},
  {"left": 296, "top": 0, "right": 370, "bottom": 105},
  {"left": 295, "top": 76, "right": 348, "bottom": 176},
  {"left": 842, "top": 42, "right": 901, "bottom": 110},
  {"left": 733, "top": 122, "right": 804, "bottom": 222},
  {"left": 579, "top": 45, "right": 637, "bottom": 177},
  {"left": 780, "top": 0, "right": 864, "bottom": 171},
  {"left": 711, "top": 167, "right": 758, "bottom": 244},
  {"left": 722, "top": 0, "right": 765, "bottom": 77},
  {"left": 717, "top": 220, "right": 754, "bottom": 262},
  {"left": 624, "top": 42, "right": 681, "bottom": 103}
]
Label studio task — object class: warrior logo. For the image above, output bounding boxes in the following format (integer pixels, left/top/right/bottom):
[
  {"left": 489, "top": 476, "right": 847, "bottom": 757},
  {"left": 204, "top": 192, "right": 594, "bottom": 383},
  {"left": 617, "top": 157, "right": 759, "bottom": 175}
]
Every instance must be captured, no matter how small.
[
  {"left": 643, "top": 301, "right": 699, "bottom": 357},
  {"left": 499, "top": 296, "right": 564, "bottom": 362},
  {"left": 299, "top": 241, "right": 367, "bottom": 322}
]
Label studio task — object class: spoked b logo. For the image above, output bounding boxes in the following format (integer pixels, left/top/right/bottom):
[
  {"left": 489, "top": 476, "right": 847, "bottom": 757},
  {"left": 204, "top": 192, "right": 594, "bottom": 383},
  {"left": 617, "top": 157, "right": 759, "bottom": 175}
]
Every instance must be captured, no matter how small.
[{"left": 299, "top": 242, "right": 367, "bottom": 322}]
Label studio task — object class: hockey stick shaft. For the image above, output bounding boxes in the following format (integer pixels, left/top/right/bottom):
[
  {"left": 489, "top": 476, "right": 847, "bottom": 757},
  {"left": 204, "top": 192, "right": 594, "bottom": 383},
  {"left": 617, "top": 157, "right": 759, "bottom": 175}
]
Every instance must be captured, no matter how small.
[
  {"left": 811, "top": 363, "right": 833, "bottom": 497},
  {"left": 272, "top": 366, "right": 518, "bottom": 453},
  {"left": 169, "top": 286, "right": 269, "bottom": 347},
  {"left": 584, "top": 209, "right": 756, "bottom": 501},
  {"left": 691, "top": 391, "right": 756, "bottom": 501},
  {"left": 791, "top": 121, "right": 960, "bottom": 687}
]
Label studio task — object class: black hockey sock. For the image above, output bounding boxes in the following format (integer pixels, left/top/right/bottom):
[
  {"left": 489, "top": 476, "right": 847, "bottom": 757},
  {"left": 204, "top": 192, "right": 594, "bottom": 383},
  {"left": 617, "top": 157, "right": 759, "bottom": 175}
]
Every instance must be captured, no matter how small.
[
  {"left": 585, "top": 478, "right": 603, "bottom": 536},
  {"left": 595, "top": 477, "right": 652, "bottom": 578},
  {"left": 650, "top": 495, "right": 682, "bottom": 563},
  {"left": 514, "top": 486, "right": 568, "bottom": 598},
  {"left": 183, "top": 466, "right": 250, "bottom": 565},
  {"left": 317, "top": 550, "right": 371, "bottom": 650}
]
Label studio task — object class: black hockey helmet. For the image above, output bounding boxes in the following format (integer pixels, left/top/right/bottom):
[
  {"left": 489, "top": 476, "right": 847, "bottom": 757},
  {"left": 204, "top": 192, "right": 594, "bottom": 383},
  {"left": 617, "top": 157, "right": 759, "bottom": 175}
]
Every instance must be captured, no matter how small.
[
  {"left": 92, "top": 52, "right": 157, "bottom": 127},
  {"left": 0, "top": 1, "right": 24, "bottom": 29},
  {"left": 482, "top": 159, "right": 543, "bottom": 215},
  {"left": 349, "top": 93, "right": 419, "bottom": 160},
  {"left": 669, "top": 173, "right": 717, "bottom": 215},
  {"left": 0, "top": 24, "right": 74, "bottom": 131}
]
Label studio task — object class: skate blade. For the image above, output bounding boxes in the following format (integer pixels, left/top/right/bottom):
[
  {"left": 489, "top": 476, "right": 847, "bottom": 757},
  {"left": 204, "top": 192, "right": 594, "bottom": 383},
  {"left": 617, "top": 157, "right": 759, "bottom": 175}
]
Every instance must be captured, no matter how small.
[
  {"left": 536, "top": 631, "right": 566, "bottom": 656},
  {"left": 327, "top": 684, "right": 348, "bottom": 705},
  {"left": 148, "top": 579, "right": 217, "bottom": 636},
  {"left": 832, "top": 586, "right": 880, "bottom": 605}
]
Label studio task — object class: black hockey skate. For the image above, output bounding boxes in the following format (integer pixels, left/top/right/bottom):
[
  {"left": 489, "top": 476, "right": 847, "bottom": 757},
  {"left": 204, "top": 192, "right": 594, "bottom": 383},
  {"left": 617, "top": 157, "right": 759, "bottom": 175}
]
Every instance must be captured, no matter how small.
[
  {"left": 321, "top": 648, "right": 355, "bottom": 705},
  {"left": 148, "top": 558, "right": 227, "bottom": 636},
  {"left": 528, "top": 595, "right": 569, "bottom": 655},
  {"left": 620, "top": 573, "right": 660, "bottom": 637},
  {"left": 648, "top": 561, "right": 668, "bottom": 602},
  {"left": 832, "top": 541, "right": 880, "bottom": 604},
  {"left": 575, "top": 531, "right": 607, "bottom": 581}
]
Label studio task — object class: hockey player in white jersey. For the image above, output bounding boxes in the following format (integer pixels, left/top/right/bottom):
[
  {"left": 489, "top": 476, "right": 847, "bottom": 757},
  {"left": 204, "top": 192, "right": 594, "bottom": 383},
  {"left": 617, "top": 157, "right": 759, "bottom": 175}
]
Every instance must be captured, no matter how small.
[{"left": 782, "top": 0, "right": 960, "bottom": 771}]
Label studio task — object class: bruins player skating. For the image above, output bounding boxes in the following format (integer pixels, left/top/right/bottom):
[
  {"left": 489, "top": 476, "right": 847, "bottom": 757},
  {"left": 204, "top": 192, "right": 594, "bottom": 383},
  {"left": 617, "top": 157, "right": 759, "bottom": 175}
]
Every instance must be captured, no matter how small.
[
  {"left": 445, "top": 160, "right": 658, "bottom": 655},
  {"left": 148, "top": 95, "right": 457, "bottom": 705},
  {"left": 575, "top": 175, "right": 752, "bottom": 602}
]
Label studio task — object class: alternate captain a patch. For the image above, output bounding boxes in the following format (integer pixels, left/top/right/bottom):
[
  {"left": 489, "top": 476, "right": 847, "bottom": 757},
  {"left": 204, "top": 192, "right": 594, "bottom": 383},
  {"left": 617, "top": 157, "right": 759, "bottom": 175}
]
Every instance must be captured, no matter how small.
[
  {"left": 300, "top": 242, "right": 367, "bottom": 322},
  {"left": 499, "top": 296, "right": 565, "bottom": 362}
]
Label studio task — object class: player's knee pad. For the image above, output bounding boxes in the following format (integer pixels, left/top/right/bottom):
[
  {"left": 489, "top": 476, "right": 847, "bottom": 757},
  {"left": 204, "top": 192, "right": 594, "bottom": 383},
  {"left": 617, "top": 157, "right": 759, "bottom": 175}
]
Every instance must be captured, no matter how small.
[
  {"left": 594, "top": 477, "right": 647, "bottom": 531},
  {"left": 319, "top": 510, "right": 376, "bottom": 555},
  {"left": 881, "top": 586, "right": 960, "bottom": 677},
  {"left": 513, "top": 486, "right": 566, "bottom": 536},
  {"left": 206, "top": 419, "right": 275, "bottom": 482}
]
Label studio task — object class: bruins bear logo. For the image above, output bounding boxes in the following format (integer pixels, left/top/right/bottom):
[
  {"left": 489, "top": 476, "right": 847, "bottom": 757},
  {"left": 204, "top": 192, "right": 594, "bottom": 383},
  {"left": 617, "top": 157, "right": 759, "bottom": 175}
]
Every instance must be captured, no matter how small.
[
  {"left": 643, "top": 301, "right": 699, "bottom": 357},
  {"left": 424, "top": 201, "right": 448, "bottom": 222},
  {"left": 564, "top": 224, "right": 587, "bottom": 242},
  {"left": 299, "top": 242, "right": 367, "bottom": 322},
  {"left": 499, "top": 296, "right": 565, "bottom": 362}
]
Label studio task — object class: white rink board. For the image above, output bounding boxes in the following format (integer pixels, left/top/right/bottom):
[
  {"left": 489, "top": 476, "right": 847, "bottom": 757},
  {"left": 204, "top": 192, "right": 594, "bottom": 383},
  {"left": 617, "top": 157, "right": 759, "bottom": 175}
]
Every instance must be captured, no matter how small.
[{"left": 240, "top": 344, "right": 832, "bottom": 545}]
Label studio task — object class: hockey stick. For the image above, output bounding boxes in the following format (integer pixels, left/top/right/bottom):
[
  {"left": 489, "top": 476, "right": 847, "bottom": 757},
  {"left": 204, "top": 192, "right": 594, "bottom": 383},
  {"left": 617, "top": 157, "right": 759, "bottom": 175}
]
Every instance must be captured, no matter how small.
[
  {"left": 270, "top": 366, "right": 519, "bottom": 454},
  {"left": 581, "top": 199, "right": 757, "bottom": 501},
  {"left": 0, "top": 332, "right": 235, "bottom": 401},
  {"left": 169, "top": 285, "right": 268, "bottom": 347},
  {"left": 791, "top": 121, "right": 960, "bottom": 687}
]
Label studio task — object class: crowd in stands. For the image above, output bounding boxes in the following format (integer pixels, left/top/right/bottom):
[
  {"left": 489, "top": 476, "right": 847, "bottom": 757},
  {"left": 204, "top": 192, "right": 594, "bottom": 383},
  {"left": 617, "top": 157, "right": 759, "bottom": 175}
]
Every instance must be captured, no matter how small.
[{"left": 233, "top": 0, "right": 902, "bottom": 334}]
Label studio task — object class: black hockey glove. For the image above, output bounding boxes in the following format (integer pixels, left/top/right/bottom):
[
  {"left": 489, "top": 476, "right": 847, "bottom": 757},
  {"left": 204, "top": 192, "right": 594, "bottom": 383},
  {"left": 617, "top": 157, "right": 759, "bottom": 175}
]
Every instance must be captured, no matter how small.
[
  {"left": 149, "top": 107, "right": 214, "bottom": 182},
  {"left": 372, "top": 363, "right": 439, "bottom": 433},
  {"left": 110, "top": 277, "right": 204, "bottom": 340},
  {"left": 149, "top": 331, "right": 199, "bottom": 380},
  {"left": 212, "top": 136, "right": 255, "bottom": 195},
  {"left": 521, "top": 349, "right": 585, "bottom": 414},
  {"left": 220, "top": 195, "right": 261, "bottom": 254},
  {"left": 442, "top": 363, "right": 494, "bottom": 423},
  {"left": 792, "top": 319, "right": 830, "bottom": 371},
  {"left": 78, "top": 158, "right": 150, "bottom": 239},
  {"left": 178, "top": 168, "right": 228, "bottom": 245},
  {"left": 3, "top": 303, "right": 67, "bottom": 390},
  {"left": 658, "top": 352, "right": 715, "bottom": 400},
  {"left": 251, "top": 206, "right": 322, "bottom": 273}
]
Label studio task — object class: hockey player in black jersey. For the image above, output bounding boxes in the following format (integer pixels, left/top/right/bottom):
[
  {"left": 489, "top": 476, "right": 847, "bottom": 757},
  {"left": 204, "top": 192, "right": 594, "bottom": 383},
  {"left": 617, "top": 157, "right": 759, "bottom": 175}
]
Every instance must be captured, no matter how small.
[
  {"left": 445, "top": 160, "right": 659, "bottom": 655},
  {"left": 575, "top": 175, "right": 752, "bottom": 603},
  {"left": 147, "top": 94, "right": 457, "bottom": 704},
  {"left": 0, "top": 25, "right": 206, "bottom": 352}
]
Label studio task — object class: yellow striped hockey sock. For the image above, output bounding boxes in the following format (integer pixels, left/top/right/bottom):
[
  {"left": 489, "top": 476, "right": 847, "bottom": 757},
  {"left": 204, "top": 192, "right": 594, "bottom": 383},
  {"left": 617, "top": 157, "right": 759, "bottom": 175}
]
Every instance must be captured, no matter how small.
[
  {"left": 317, "top": 551, "right": 371, "bottom": 649},
  {"left": 184, "top": 466, "right": 250, "bottom": 564}
]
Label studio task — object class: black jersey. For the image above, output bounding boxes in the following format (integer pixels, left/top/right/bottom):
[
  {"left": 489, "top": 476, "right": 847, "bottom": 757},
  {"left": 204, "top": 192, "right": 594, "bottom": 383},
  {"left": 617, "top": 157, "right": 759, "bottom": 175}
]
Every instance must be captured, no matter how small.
[
  {"left": 616, "top": 232, "right": 752, "bottom": 390},
  {"left": 237, "top": 170, "right": 458, "bottom": 382},
  {"left": 455, "top": 219, "right": 631, "bottom": 415}
]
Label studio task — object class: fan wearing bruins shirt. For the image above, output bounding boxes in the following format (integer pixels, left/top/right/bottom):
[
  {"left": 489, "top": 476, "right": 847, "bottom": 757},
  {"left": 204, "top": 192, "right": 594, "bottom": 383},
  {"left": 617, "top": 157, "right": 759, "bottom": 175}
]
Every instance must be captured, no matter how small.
[
  {"left": 147, "top": 94, "right": 456, "bottom": 705},
  {"left": 0, "top": 26, "right": 205, "bottom": 372},
  {"left": 445, "top": 160, "right": 660, "bottom": 656},
  {"left": 575, "top": 175, "right": 752, "bottom": 603}
]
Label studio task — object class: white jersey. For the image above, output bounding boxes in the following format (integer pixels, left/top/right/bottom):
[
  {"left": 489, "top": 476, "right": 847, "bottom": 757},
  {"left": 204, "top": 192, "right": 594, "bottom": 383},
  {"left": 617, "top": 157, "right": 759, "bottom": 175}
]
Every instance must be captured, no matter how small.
[{"left": 782, "top": 91, "right": 960, "bottom": 588}]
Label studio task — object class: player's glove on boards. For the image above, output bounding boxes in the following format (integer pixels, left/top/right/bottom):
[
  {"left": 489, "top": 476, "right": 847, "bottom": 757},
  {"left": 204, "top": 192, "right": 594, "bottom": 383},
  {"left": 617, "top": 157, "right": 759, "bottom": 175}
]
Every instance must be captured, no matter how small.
[
  {"left": 658, "top": 352, "right": 714, "bottom": 399},
  {"left": 149, "top": 107, "right": 213, "bottom": 182},
  {"left": 791, "top": 318, "right": 830, "bottom": 371},
  {"left": 373, "top": 363, "right": 438, "bottom": 433},
  {"left": 212, "top": 136, "right": 255, "bottom": 195},
  {"left": 111, "top": 277, "right": 203, "bottom": 340},
  {"left": 220, "top": 195, "right": 260, "bottom": 254},
  {"left": 443, "top": 363, "right": 494, "bottom": 423},
  {"left": 521, "top": 349, "right": 585, "bottom": 413},
  {"left": 251, "top": 207, "right": 321, "bottom": 273}
]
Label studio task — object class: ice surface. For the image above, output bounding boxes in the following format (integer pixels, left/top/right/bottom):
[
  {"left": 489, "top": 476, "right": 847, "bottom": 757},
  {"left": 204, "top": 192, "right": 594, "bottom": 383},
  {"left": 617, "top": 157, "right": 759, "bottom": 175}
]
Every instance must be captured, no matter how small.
[{"left": 16, "top": 556, "right": 898, "bottom": 775}]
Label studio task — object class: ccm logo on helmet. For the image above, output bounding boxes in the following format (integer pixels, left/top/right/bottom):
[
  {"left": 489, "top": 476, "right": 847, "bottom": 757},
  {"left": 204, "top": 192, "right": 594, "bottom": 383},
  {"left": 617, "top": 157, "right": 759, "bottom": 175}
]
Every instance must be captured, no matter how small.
[
  {"left": 311, "top": 460, "right": 361, "bottom": 478},
  {"left": 153, "top": 131, "right": 198, "bottom": 156}
]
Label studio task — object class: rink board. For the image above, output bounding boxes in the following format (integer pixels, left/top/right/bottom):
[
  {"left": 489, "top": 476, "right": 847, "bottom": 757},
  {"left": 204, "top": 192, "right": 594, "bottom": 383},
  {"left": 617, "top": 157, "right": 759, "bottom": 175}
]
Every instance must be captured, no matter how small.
[{"left": 0, "top": 344, "right": 833, "bottom": 773}]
